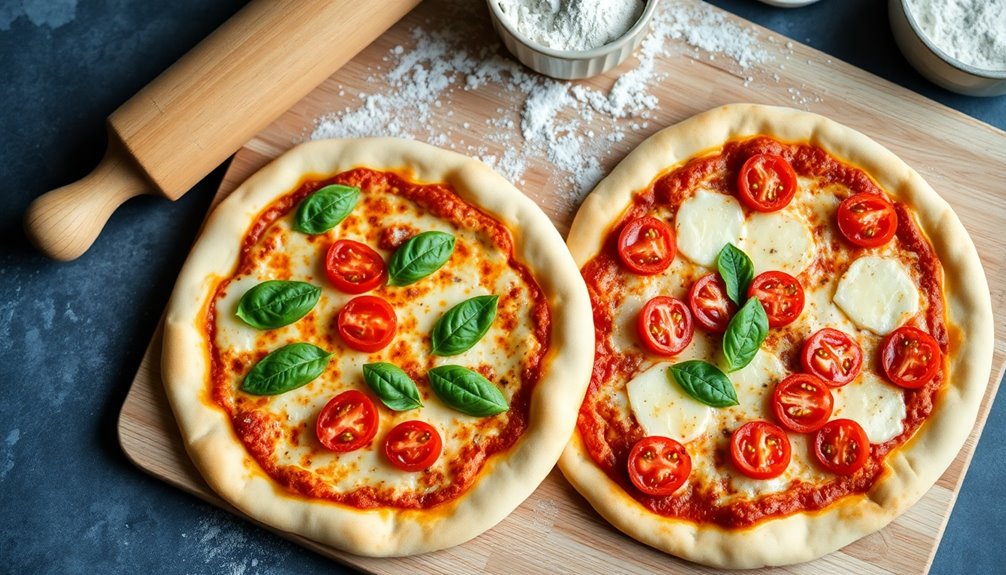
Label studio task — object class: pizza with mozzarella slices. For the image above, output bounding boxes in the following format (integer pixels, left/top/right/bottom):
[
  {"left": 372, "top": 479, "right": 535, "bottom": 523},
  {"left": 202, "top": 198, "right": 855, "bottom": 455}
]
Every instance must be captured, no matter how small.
[
  {"left": 559, "top": 104, "right": 994, "bottom": 568},
  {"left": 161, "top": 138, "right": 593, "bottom": 556}
]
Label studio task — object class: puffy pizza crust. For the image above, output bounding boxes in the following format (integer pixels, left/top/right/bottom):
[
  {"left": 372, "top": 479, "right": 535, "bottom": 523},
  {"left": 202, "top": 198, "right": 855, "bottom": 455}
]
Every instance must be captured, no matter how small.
[
  {"left": 560, "top": 103, "right": 994, "bottom": 568},
  {"left": 162, "top": 138, "right": 593, "bottom": 556}
]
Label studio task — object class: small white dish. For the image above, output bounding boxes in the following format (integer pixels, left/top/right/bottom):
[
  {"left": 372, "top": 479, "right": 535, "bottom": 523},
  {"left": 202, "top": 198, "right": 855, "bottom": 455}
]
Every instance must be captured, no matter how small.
[
  {"left": 486, "top": 0, "right": 659, "bottom": 80},
  {"left": 889, "top": 0, "right": 1006, "bottom": 97}
]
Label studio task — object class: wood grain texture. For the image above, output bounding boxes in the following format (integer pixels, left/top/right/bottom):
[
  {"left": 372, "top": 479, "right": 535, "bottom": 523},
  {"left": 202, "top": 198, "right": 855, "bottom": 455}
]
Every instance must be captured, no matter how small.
[{"left": 118, "top": 1, "right": 1006, "bottom": 573}]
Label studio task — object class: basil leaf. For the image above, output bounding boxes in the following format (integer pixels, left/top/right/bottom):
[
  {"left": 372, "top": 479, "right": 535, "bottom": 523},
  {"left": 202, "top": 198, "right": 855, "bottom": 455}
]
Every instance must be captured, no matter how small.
[
  {"left": 668, "top": 360, "right": 738, "bottom": 408},
  {"left": 387, "top": 231, "right": 455, "bottom": 286},
  {"left": 235, "top": 280, "right": 321, "bottom": 329},
  {"left": 431, "top": 295, "right": 499, "bottom": 356},
  {"left": 294, "top": 184, "right": 360, "bottom": 234},
  {"left": 717, "top": 243, "right": 754, "bottom": 306},
  {"left": 722, "top": 297, "right": 769, "bottom": 372},
  {"left": 241, "top": 342, "right": 333, "bottom": 396},
  {"left": 428, "top": 365, "right": 508, "bottom": 417},
  {"left": 362, "top": 362, "right": 423, "bottom": 411}
]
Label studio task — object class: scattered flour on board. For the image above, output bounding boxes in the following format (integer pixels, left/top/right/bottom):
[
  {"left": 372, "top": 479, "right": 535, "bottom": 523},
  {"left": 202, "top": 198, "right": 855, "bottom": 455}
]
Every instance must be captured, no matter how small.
[{"left": 310, "top": 0, "right": 767, "bottom": 212}]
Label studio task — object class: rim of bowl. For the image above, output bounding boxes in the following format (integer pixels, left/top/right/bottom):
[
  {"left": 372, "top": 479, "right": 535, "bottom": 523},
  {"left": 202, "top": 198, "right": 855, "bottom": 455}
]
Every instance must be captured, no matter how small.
[
  {"left": 487, "top": 0, "right": 659, "bottom": 60},
  {"left": 898, "top": 0, "right": 1006, "bottom": 80}
]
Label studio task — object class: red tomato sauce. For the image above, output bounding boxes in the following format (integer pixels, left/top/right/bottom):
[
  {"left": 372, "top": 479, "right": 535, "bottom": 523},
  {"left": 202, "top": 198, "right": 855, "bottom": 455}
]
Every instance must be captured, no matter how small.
[
  {"left": 206, "top": 168, "right": 550, "bottom": 509},
  {"left": 580, "top": 137, "right": 946, "bottom": 527}
]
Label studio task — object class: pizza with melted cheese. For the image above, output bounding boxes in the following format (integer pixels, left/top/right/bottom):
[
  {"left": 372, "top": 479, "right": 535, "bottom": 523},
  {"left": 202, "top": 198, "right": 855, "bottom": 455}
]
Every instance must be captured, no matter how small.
[
  {"left": 559, "top": 104, "right": 994, "bottom": 568},
  {"left": 162, "top": 138, "right": 593, "bottom": 556}
]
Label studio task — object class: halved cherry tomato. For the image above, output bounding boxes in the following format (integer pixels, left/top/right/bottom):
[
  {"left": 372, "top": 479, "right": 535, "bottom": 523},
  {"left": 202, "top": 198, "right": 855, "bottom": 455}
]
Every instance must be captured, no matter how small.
[
  {"left": 880, "top": 326, "right": 941, "bottom": 389},
  {"left": 813, "top": 418, "right": 870, "bottom": 475},
  {"left": 747, "top": 271, "right": 805, "bottom": 328},
  {"left": 801, "top": 328, "right": 864, "bottom": 387},
  {"left": 316, "top": 389, "right": 379, "bottom": 452},
  {"left": 627, "top": 436, "right": 691, "bottom": 496},
  {"left": 772, "top": 374, "right": 834, "bottom": 433},
  {"left": 737, "top": 154, "right": 798, "bottom": 212},
  {"left": 617, "top": 216, "right": 676, "bottom": 275},
  {"left": 730, "top": 421, "right": 791, "bottom": 480},
  {"left": 383, "top": 420, "right": 443, "bottom": 472},
  {"left": 688, "top": 273, "right": 737, "bottom": 333},
  {"left": 337, "top": 295, "right": 397, "bottom": 353},
  {"left": 325, "top": 239, "right": 387, "bottom": 294},
  {"left": 637, "top": 296, "right": 694, "bottom": 356},
  {"left": 837, "top": 192, "right": 898, "bottom": 248}
]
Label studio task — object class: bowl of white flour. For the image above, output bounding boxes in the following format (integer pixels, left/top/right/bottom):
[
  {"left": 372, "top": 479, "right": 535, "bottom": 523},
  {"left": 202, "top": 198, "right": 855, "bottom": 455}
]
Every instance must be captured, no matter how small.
[
  {"left": 890, "top": 0, "right": 1006, "bottom": 96},
  {"left": 487, "top": 0, "right": 658, "bottom": 80}
]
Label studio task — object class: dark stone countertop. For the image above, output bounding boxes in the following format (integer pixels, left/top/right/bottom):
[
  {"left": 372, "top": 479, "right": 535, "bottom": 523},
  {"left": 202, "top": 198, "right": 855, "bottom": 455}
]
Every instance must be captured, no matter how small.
[{"left": 1, "top": 1, "right": 1003, "bottom": 574}]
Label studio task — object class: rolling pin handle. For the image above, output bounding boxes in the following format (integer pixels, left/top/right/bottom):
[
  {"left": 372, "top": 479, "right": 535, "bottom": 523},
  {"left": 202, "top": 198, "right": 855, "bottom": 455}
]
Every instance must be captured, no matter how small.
[{"left": 23, "top": 138, "right": 153, "bottom": 261}]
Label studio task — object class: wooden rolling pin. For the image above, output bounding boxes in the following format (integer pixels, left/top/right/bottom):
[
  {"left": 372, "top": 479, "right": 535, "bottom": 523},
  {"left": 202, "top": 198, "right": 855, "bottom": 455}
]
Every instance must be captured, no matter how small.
[{"left": 24, "top": 0, "right": 422, "bottom": 261}]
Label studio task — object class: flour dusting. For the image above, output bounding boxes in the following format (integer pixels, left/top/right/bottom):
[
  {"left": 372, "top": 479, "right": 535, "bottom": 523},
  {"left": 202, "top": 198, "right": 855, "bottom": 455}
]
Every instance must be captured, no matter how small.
[
  {"left": 1, "top": 429, "right": 21, "bottom": 480},
  {"left": 192, "top": 512, "right": 279, "bottom": 575},
  {"left": 310, "top": 0, "right": 767, "bottom": 213}
]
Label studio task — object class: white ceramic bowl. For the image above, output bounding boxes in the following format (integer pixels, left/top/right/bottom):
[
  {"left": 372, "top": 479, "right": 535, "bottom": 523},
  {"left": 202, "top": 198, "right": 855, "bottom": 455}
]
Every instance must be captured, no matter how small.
[
  {"left": 486, "top": 0, "right": 659, "bottom": 80},
  {"left": 889, "top": 0, "right": 1006, "bottom": 97}
]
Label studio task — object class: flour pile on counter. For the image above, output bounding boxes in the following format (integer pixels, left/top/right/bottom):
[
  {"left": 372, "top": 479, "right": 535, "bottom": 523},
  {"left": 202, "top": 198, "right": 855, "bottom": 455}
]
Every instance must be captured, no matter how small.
[
  {"left": 311, "top": 0, "right": 766, "bottom": 213},
  {"left": 494, "top": 0, "right": 645, "bottom": 51},
  {"left": 906, "top": 0, "right": 1006, "bottom": 70}
]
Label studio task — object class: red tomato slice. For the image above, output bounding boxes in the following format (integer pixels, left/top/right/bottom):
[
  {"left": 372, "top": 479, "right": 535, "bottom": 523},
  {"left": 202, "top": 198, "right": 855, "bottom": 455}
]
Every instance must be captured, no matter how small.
[
  {"left": 747, "top": 271, "right": 805, "bottom": 328},
  {"left": 801, "top": 327, "right": 864, "bottom": 387},
  {"left": 637, "top": 296, "right": 694, "bottom": 356},
  {"left": 688, "top": 273, "right": 737, "bottom": 333},
  {"left": 837, "top": 192, "right": 898, "bottom": 248},
  {"left": 813, "top": 418, "right": 870, "bottom": 475},
  {"left": 617, "top": 216, "right": 676, "bottom": 275},
  {"left": 880, "top": 326, "right": 941, "bottom": 389},
  {"left": 316, "top": 389, "right": 378, "bottom": 452},
  {"left": 772, "top": 374, "right": 834, "bottom": 433},
  {"left": 383, "top": 420, "right": 442, "bottom": 472},
  {"left": 337, "top": 295, "right": 397, "bottom": 353},
  {"left": 737, "top": 154, "right": 798, "bottom": 212},
  {"left": 325, "top": 239, "right": 387, "bottom": 294},
  {"left": 730, "top": 421, "right": 792, "bottom": 479},
  {"left": 627, "top": 436, "right": 691, "bottom": 496}
]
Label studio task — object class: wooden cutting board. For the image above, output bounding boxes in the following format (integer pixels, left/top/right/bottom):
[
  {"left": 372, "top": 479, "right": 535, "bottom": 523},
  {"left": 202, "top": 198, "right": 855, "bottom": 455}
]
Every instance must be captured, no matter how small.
[{"left": 118, "top": 1, "right": 1006, "bottom": 573}]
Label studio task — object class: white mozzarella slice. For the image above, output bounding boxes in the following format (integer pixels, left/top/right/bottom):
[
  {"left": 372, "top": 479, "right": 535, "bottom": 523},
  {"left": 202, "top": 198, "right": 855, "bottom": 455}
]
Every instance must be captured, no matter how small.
[
  {"left": 832, "top": 371, "right": 906, "bottom": 444},
  {"left": 834, "top": 255, "right": 920, "bottom": 335},
  {"left": 726, "top": 349, "right": 788, "bottom": 421},
  {"left": 740, "top": 211, "right": 816, "bottom": 276},
  {"left": 675, "top": 189, "right": 745, "bottom": 267},
  {"left": 627, "top": 363, "right": 713, "bottom": 444}
]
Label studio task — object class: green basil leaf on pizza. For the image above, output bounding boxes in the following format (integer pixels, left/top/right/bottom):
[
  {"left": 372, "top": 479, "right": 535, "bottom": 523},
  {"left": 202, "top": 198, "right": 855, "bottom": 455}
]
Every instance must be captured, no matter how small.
[
  {"left": 428, "top": 364, "right": 508, "bottom": 416},
  {"left": 432, "top": 295, "right": 499, "bottom": 356},
  {"left": 362, "top": 362, "right": 423, "bottom": 411},
  {"left": 294, "top": 184, "right": 360, "bottom": 234},
  {"left": 387, "top": 231, "right": 455, "bottom": 286},
  {"left": 241, "top": 342, "right": 333, "bottom": 396}
]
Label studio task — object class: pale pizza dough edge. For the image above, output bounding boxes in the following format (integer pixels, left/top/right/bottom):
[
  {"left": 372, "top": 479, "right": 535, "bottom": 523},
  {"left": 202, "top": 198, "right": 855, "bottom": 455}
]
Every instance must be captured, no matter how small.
[
  {"left": 161, "top": 138, "right": 595, "bottom": 556},
  {"left": 559, "top": 102, "right": 995, "bottom": 568}
]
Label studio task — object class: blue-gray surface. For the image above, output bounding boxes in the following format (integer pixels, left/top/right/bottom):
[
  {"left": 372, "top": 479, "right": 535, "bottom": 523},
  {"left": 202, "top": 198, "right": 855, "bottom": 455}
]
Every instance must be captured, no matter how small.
[{"left": 1, "top": 1, "right": 1002, "bottom": 574}]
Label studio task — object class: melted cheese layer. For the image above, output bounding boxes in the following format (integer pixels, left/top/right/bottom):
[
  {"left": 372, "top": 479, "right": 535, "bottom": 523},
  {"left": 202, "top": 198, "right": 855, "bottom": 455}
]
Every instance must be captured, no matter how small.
[{"left": 212, "top": 179, "right": 543, "bottom": 499}]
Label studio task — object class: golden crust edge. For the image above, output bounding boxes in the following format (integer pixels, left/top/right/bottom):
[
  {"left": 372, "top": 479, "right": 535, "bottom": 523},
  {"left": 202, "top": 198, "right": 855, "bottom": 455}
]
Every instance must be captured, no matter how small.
[
  {"left": 559, "top": 103, "right": 995, "bottom": 568},
  {"left": 161, "top": 138, "right": 594, "bottom": 556}
]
